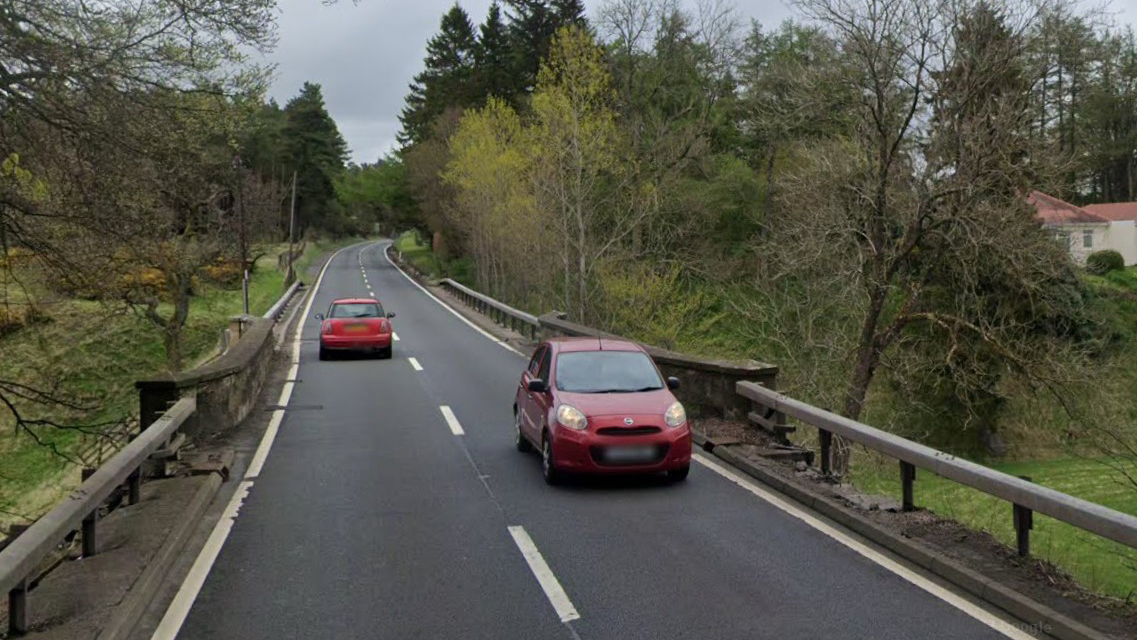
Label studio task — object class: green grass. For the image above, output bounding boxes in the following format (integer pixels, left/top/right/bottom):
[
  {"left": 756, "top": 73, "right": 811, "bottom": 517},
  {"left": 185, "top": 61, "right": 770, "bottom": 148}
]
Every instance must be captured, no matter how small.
[
  {"left": 853, "top": 454, "right": 1137, "bottom": 600},
  {"left": 0, "top": 239, "right": 365, "bottom": 532},
  {"left": 394, "top": 230, "right": 443, "bottom": 278}
]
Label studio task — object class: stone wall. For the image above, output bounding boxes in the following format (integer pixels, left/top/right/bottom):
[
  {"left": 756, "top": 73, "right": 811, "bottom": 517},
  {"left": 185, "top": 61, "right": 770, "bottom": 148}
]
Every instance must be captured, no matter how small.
[
  {"left": 537, "top": 314, "right": 779, "bottom": 421},
  {"left": 136, "top": 318, "right": 277, "bottom": 440}
]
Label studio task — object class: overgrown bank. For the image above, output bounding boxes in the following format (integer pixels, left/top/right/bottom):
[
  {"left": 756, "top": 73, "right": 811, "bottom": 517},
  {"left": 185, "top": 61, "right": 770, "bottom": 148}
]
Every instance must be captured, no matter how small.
[{"left": 0, "top": 238, "right": 365, "bottom": 533}]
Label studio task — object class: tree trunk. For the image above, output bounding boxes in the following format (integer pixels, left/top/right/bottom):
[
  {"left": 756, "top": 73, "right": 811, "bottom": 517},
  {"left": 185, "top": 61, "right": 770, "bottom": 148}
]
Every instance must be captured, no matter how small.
[
  {"left": 834, "top": 286, "right": 889, "bottom": 476},
  {"left": 763, "top": 149, "right": 777, "bottom": 232},
  {"left": 164, "top": 275, "right": 192, "bottom": 372}
]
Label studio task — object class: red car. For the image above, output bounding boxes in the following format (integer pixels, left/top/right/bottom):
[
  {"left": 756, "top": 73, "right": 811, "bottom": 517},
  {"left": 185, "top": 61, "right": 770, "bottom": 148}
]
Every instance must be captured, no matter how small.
[
  {"left": 514, "top": 337, "right": 691, "bottom": 484},
  {"left": 315, "top": 298, "right": 395, "bottom": 360}
]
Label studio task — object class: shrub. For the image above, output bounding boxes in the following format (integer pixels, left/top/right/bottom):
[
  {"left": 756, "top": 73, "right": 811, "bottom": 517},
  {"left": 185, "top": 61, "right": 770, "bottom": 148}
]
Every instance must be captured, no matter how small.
[
  {"left": 201, "top": 261, "right": 243, "bottom": 287},
  {"left": 0, "top": 304, "right": 51, "bottom": 337},
  {"left": 1087, "top": 249, "right": 1124, "bottom": 275}
]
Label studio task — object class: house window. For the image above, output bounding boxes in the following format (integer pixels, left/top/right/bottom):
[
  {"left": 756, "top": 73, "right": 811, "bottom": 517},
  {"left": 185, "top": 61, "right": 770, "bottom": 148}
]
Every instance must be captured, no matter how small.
[
  {"left": 1056, "top": 232, "right": 1071, "bottom": 249},
  {"left": 1083, "top": 230, "right": 1093, "bottom": 249}
]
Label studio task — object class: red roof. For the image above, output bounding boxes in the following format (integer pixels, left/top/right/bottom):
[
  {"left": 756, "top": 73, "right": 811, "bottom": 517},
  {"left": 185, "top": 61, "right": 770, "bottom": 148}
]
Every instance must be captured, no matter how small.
[
  {"left": 1084, "top": 202, "right": 1137, "bottom": 222},
  {"left": 1027, "top": 191, "right": 1109, "bottom": 224}
]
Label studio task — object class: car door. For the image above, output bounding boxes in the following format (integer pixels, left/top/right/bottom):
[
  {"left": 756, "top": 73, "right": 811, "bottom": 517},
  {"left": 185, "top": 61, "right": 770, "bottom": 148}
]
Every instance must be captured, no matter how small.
[
  {"left": 519, "top": 345, "right": 548, "bottom": 438},
  {"left": 529, "top": 346, "right": 554, "bottom": 437}
]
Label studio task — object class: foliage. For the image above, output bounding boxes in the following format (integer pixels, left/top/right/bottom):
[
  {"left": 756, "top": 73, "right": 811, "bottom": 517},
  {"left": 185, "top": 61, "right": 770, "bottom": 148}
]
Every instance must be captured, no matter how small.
[
  {"left": 1087, "top": 249, "right": 1125, "bottom": 274},
  {"left": 337, "top": 155, "right": 419, "bottom": 236},
  {"left": 399, "top": 5, "right": 480, "bottom": 145},
  {"left": 282, "top": 82, "right": 350, "bottom": 235}
]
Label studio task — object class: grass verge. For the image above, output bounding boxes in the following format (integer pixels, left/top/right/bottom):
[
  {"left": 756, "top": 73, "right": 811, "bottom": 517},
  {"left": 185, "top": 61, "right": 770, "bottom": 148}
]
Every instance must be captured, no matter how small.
[{"left": 852, "top": 452, "right": 1137, "bottom": 600}]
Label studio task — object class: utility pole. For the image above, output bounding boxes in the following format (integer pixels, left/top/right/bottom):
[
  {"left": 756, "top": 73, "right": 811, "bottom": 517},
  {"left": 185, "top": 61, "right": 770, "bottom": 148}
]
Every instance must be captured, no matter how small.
[
  {"left": 287, "top": 170, "right": 297, "bottom": 285},
  {"left": 234, "top": 154, "right": 249, "bottom": 315}
]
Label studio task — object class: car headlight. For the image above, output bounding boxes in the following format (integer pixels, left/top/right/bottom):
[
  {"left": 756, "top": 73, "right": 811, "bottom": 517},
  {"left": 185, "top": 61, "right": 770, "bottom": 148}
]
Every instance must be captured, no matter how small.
[
  {"left": 556, "top": 404, "right": 588, "bottom": 430},
  {"left": 664, "top": 402, "right": 686, "bottom": 428}
]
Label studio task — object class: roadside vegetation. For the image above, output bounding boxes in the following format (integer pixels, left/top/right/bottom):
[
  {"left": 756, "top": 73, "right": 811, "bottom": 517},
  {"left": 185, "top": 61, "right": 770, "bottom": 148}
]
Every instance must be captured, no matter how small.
[
  {"left": 343, "top": 0, "right": 1137, "bottom": 600},
  {"left": 0, "top": 2, "right": 379, "bottom": 533},
  {"left": 0, "top": 239, "right": 362, "bottom": 532}
]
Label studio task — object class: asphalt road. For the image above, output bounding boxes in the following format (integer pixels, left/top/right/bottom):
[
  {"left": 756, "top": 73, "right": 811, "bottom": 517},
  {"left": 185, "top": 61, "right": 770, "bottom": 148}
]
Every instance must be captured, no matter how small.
[{"left": 172, "top": 241, "right": 1025, "bottom": 640}]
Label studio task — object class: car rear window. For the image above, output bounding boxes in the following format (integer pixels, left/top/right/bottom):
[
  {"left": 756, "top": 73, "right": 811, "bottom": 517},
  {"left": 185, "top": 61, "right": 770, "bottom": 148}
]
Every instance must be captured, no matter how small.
[
  {"left": 555, "top": 351, "right": 663, "bottom": 393},
  {"left": 331, "top": 302, "right": 383, "bottom": 318}
]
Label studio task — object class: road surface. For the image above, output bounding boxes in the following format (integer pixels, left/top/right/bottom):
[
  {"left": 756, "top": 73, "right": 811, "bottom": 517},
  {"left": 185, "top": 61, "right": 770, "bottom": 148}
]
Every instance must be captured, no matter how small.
[{"left": 165, "top": 241, "right": 1032, "bottom": 640}]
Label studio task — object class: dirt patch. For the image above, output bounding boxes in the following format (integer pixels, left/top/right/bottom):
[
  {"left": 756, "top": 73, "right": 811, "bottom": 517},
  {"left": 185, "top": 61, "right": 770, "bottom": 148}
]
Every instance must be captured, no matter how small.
[
  {"left": 709, "top": 417, "right": 1137, "bottom": 639},
  {"left": 694, "top": 416, "right": 778, "bottom": 447}
]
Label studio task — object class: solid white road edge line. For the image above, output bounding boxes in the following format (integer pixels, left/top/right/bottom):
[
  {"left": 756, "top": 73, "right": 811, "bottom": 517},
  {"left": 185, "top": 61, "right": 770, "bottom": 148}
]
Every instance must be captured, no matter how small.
[
  {"left": 507, "top": 526, "right": 581, "bottom": 623},
  {"left": 440, "top": 405, "right": 465, "bottom": 435},
  {"left": 148, "top": 480, "right": 254, "bottom": 640},
  {"left": 408, "top": 357, "right": 423, "bottom": 371},
  {"left": 383, "top": 244, "right": 525, "bottom": 357},
  {"left": 692, "top": 454, "right": 1035, "bottom": 640},
  {"left": 148, "top": 241, "right": 368, "bottom": 640}
]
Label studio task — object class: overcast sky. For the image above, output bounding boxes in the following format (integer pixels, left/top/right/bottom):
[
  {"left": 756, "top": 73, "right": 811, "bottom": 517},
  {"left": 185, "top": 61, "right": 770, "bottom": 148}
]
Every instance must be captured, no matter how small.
[{"left": 261, "top": 0, "right": 1137, "bottom": 165}]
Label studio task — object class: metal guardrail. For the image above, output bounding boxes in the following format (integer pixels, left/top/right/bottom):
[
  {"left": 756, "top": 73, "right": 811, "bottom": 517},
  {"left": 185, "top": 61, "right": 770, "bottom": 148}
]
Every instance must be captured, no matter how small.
[
  {"left": 737, "top": 381, "right": 1137, "bottom": 555},
  {"left": 439, "top": 278, "right": 540, "bottom": 339},
  {"left": 263, "top": 279, "right": 302, "bottom": 321},
  {"left": 1, "top": 398, "right": 196, "bottom": 635},
  {"left": 2, "top": 274, "right": 301, "bottom": 635}
]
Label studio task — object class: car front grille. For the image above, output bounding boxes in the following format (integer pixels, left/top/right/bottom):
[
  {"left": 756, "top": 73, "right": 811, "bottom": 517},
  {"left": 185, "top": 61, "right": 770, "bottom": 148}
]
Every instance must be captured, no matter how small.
[{"left": 596, "top": 426, "right": 662, "bottom": 436}]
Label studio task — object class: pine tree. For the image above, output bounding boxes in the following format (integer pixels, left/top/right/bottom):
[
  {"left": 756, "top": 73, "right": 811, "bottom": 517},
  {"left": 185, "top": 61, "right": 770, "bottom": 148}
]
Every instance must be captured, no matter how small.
[
  {"left": 282, "top": 82, "right": 349, "bottom": 233},
  {"left": 475, "top": 1, "right": 515, "bottom": 101},
  {"left": 551, "top": 0, "right": 587, "bottom": 28},
  {"left": 397, "top": 4, "right": 479, "bottom": 145},
  {"left": 504, "top": 0, "right": 556, "bottom": 93}
]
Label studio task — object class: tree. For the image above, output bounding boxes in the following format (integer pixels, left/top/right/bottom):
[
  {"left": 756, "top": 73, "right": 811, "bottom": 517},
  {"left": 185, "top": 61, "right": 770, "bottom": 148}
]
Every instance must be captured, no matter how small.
[
  {"left": 444, "top": 98, "right": 542, "bottom": 300},
  {"left": 505, "top": 0, "right": 555, "bottom": 92},
  {"left": 405, "top": 109, "right": 465, "bottom": 253},
  {"left": 282, "top": 82, "right": 349, "bottom": 235},
  {"left": 530, "top": 27, "right": 651, "bottom": 320},
  {"left": 338, "top": 155, "right": 419, "bottom": 236},
  {"left": 553, "top": 0, "right": 589, "bottom": 27},
  {"left": 399, "top": 4, "right": 479, "bottom": 144},
  {"left": 475, "top": 2, "right": 517, "bottom": 101},
  {"left": 738, "top": 20, "right": 855, "bottom": 218},
  {"left": 1079, "top": 28, "right": 1137, "bottom": 202},
  {"left": 775, "top": 0, "right": 1095, "bottom": 473}
]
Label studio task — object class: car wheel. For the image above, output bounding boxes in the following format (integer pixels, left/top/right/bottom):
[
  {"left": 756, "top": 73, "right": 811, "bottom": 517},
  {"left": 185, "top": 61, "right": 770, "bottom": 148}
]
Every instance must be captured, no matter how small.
[
  {"left": 541, "top": 432, "right": 561, "bottom": 485},
  {"left": 515, "top": 410, "right": 533, "bottom": 453},
  {"left": 318, "top": 346, "right": 328, "bottom": 361},
  {"left": 667, "top": 465, "right": 690, "bottom": 482},
  {"left": 380, "top": 346, "right": 393, "bottom": 360}
]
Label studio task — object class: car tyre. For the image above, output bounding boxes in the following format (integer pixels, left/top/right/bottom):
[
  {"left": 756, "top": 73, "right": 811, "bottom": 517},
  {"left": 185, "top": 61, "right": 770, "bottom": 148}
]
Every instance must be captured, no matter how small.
[
  {"left": 541, "top": 432, "right": 562, "bottom": 485},
  {"left": 318, "top": 345, "right": 328, "bottom": 361},
  {"left": 380, "top": 345, "right": 393, "bottom": 360},
  {"left": 667, "top": 465, "right": 690, "bottom": 482},
  {"left": 515, "top": 410, "right": 533, "bottom": 453}
]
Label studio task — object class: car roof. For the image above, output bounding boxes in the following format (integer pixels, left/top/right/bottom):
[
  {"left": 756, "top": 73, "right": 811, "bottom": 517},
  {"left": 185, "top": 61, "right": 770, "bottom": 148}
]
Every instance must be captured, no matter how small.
[
  {"left": 330, "top": 298, "right": 380, "bottom": 304},
  {"left": 549, "top": 336, "right": 643, "bottom": 353}
]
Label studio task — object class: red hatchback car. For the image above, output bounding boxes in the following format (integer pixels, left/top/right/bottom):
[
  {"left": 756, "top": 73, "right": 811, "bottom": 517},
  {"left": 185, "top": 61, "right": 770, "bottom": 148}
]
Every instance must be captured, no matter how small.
[
  {"left": 514, "top": 337, "right": 692, "bottom": 484},
  {"left": 315, "top": 298, "right": 395, "bottom": 360}
]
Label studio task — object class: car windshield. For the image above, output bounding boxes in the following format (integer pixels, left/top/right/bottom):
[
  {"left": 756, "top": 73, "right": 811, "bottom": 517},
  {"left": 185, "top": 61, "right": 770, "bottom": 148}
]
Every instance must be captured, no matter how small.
[
  {"left": 555, "top": 351, "right": 663, "bottom": 393},
  {"left": 331, "top": 302, "right": 383, "bottom": 318}
]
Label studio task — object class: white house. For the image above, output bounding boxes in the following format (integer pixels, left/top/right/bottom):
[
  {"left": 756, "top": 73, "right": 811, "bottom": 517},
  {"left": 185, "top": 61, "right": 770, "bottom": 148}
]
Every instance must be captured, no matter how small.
[
  {"left": 1084, "top": 202, "right": 1137, "bottom": 266},
  {"left": 1028, "top": 191, "right": 1137, "bottom": 266}
]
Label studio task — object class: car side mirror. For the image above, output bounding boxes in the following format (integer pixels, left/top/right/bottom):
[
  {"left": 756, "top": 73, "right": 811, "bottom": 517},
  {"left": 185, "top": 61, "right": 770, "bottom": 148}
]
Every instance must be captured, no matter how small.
[
  {"left": 387, "top": 312, "right": 396, "bottom": 318},
  {"left": 315, "top": 313, "right": 324, "bottom": 321},
  {"left": 527, "top": 379, "right": 547, "bottom": 393},
  {"left": 666, "top": 376, "right": 680, "bottom": 390}
]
